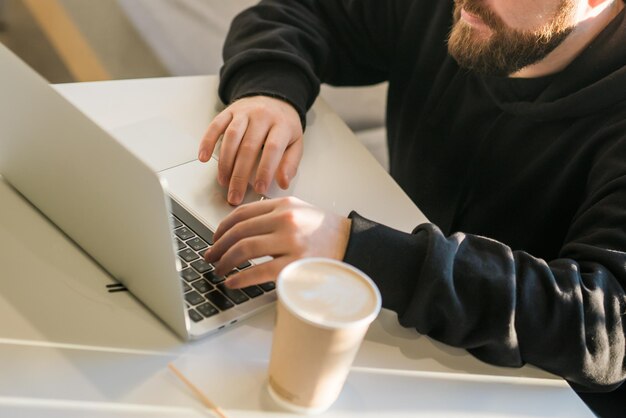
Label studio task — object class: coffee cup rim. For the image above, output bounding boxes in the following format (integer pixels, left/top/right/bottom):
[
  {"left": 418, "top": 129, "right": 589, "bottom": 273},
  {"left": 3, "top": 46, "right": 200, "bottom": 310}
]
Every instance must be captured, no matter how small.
[{"left": 276, "top": 257, "right": 382, "bottom": 330}]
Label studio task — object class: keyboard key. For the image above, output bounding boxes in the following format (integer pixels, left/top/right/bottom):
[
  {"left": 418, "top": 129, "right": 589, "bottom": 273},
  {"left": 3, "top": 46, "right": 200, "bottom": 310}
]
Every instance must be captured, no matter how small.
[
  {"left": 217, "top": 284, "right": 250, "bottom": 305},
  {"left": 259, "top": 281, "right": 276, "bottom": 292},
  {"left": 204, "top": 230, "right": 215, "bottom": 245},
  {"left": 178, "top": 248, "right": 199, "bottom": 262},
  {"left": 237, "top": 261, "right": 252, "bottom": 270},
  {"left": 184, "top": 290, "right": 205, "bottom": 306},
  {"left": 175, "top": 227, "right": 196, "bottom": 241},
  {"left": 186, "top": 237, "right": 208, "bottom": 251},
  {"left": 204, "top": 270, "right": 225, "bottom": 284},
  {"left": 206, "top": 290, "right": 234, "bottom": 310},
  {"left": 191, "top": 278, "right": 213, "bottom": 294},
  {"left": 171, "top": 217, "right": 183, "bottom": 229},
  {"left": 188, "top": 309, "right": 203, "bottom": 323},
  {"left": 190, "top": 259, "right": 214, "bottom": 274},
  {"left": 182, "top": 281, "right": 191, "bottom": 292},
  {"left": 180, "top": 268, "right": 200, "bottom": 282},
  {"left": 196, "top": 302, "right": 218, "bottom": 318},
  {"left": 174, "top": 238, "right": 186, "bottom": 250},
  {"left": 242, "top": 285, "right": 264, "bottom": 298}
]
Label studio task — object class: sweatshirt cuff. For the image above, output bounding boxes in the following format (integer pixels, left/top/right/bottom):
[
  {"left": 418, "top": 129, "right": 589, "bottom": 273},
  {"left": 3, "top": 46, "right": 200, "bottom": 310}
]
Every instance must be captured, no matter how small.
[
  {"left": 344, "top": 211, "right": 429, "bottom": 314},
  {"left": 219, "top": 60, "right": 319, "bottom": 130}
]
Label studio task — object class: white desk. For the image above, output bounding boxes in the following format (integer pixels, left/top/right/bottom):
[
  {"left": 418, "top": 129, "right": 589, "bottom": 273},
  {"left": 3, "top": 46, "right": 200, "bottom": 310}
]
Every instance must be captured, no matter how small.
[{"left": 0, "top": 76, "right": 594, "bottom": 417}]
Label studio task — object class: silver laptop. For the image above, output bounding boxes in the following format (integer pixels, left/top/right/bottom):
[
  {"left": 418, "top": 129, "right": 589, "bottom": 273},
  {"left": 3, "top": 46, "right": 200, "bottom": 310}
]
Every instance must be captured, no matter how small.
[{"left": 0, "top": 43, "right": 276, "bottom": 340}]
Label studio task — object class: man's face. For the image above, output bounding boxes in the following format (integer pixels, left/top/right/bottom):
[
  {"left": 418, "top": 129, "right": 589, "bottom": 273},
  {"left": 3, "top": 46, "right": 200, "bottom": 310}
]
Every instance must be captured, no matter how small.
[{"left": 448, "top": 0, "right": 577, "bottom": 76}]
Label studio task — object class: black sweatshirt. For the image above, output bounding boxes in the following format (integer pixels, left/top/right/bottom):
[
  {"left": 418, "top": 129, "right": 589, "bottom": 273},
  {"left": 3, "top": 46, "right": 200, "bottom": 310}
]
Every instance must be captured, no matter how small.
[{"left": 218, "top": 0, "right": 626, "bottom": 391}]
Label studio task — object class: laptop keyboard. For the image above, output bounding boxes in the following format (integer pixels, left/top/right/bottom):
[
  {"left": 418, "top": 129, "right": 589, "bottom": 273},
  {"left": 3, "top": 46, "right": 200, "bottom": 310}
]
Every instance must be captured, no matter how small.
[{"left": 170, "top": 214, "right": 275, "bottom": 324}]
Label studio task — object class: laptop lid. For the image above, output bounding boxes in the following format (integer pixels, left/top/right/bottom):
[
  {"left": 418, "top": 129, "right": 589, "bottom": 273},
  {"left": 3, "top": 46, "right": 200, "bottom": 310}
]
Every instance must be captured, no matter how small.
[{"left": 0, "top": 44, "right": 190, "bottom": 338}]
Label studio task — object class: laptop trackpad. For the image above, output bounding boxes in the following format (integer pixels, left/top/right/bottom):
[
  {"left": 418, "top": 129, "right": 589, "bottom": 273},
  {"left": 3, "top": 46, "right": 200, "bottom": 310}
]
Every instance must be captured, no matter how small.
[
  {"left": 159, "top": 159, "right": 264, "bottom": 231},
  {"left": 111, "top": 117, "right": 263, "bottom": 229}
]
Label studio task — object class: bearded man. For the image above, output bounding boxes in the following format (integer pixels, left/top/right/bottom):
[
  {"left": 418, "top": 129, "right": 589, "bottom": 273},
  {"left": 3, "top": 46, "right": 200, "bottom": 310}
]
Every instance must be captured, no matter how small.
[{"left": 197, "top": 1, "right": 626, "bottom": 415}]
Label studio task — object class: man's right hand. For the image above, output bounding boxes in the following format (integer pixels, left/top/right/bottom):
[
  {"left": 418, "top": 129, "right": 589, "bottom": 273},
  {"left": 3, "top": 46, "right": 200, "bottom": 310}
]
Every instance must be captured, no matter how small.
[{"left": 197, "top": 96, "right": 304, "bottom": 206}]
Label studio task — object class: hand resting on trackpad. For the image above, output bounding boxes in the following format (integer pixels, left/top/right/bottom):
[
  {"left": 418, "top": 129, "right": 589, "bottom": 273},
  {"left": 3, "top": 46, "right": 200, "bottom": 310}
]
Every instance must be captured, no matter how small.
[{"left": 159, "top": 158, "right": 264, "bottom": 231}]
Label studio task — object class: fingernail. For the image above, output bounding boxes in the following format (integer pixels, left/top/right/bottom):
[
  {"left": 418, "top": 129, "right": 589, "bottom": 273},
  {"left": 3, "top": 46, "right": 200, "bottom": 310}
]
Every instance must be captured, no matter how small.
[
  {"left": 198, "top": 150, "right": 208, "bottom": 161},
  {"left": 279, "top": 173, "right": 290, "bottom": 189},
  {"left": 254, "top": 180, "right": 266, "bottom": 193},
  {"left": 228, "top": 190, "right": 241, "bottom": 205},
  {"left": 203, "top": 247, "right": 212, "bottom": 261},
  {"left": 224, "top": 277, "right": 235, "bottom": 289}
]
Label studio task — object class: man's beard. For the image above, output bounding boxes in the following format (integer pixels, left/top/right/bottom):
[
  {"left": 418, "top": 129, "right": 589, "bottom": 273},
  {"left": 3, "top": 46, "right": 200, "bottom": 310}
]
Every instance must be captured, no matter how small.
[{"left": 448, "top": 0, "right": 576, "bottom": 76}]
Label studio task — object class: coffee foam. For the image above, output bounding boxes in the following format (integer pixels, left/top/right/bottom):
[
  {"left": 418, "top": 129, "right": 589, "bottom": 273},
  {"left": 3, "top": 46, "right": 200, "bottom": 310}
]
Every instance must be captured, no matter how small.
[{"left": 278, "top": 259, "right": 381, "bottom": 327}]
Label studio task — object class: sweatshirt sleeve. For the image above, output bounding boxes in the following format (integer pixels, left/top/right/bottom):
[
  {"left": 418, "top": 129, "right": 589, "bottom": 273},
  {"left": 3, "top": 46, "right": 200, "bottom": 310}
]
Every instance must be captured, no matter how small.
[
  {"left": 344, "top": 205, "right": 626, "bottom": 392},
  {"left": 218, "top": 0, "right": 408, "bottom": 122}
]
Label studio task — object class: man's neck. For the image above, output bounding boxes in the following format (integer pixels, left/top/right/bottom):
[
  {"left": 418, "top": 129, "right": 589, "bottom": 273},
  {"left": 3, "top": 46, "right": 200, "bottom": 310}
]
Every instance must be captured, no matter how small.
[{"left": 511, "top": 0, "right": 624, "bottom": 78}]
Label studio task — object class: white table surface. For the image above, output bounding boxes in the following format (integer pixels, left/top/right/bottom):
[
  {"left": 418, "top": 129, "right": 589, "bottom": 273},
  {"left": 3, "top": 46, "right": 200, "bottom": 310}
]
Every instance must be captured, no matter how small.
[{"left": 0, "top": 76, "right": 594, "bottom": 417}]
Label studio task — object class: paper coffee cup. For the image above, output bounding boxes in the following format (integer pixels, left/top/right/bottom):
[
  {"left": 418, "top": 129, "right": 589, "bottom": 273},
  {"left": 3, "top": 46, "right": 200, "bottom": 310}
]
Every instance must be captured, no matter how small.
[{"left": 268, "top": 257, "right": 382, "bottom": 414}]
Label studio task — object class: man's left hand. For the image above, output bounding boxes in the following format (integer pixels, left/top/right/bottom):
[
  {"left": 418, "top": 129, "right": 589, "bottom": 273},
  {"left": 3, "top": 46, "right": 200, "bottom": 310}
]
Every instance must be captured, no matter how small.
[{"left": 203, "top": 197, "right": 351, "bottom": 288}]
